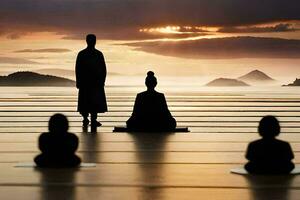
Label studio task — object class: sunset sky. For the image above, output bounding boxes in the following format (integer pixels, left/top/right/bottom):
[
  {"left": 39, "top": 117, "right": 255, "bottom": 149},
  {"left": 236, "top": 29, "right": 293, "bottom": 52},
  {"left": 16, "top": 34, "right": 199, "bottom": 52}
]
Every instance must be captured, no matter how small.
[{"left": 0, "top": 0, "right": 300, "bottom": 81}]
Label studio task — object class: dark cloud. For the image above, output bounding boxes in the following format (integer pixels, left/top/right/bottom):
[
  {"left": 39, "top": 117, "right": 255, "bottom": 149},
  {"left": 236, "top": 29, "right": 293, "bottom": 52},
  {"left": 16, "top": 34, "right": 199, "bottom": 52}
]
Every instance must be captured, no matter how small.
[
  {"left": 126, "top": 36, "right": 300, "bottom": 59},
  {"left": 7, "top": 34, "right": 21, "bottom": 40},
  {"left": 62, "top": 31, "right": 208, "bottom": 40},
  {"left": 15, "top": 48, "right": 72, "bottom": 53},
  {"left": 0, "top": 57, "right": 40, "bottom": 64},
  {"left": 0, "top": 0, "right": 299, "bottom": 40},
  {"left": 218, "top": 23, "right": 297, "bottom": 33},
  {"left": 0, "top": 29, "right": 30, "bottom": 40},
  {"left": 6, "top": 32, "right": 26, "bottom": 39}
]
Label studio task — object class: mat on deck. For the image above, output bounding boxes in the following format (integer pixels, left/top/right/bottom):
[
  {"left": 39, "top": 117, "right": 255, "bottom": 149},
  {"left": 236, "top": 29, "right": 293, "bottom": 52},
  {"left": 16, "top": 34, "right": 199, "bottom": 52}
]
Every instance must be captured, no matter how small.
[
  {"left": 113, "top": 126, "right": 189, "bottom": 133},
  {"left": 231, "top": 166, "right": 300, "bottom": 175},
  {"left": 15, "top": 162, "right": 96, "bottom": 168}
]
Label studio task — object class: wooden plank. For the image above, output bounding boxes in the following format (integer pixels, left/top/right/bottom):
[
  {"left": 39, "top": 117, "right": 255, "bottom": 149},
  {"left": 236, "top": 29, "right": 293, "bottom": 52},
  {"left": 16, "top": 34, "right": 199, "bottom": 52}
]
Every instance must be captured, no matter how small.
[
  {"left": 2, "top": 102, "right": 300, "bottom": 106},
  {"left": 0, "top": 164, "right": 298, "bottom": 189},
  {"left": 1, "top": 107, "right": 300, "bottom": 111},
  {"left": 0, "top": 133, "right": 300, "bottom": 142},
  {"left": 1, "top": 116, "right": 300, "bottom": 122},
  {"left": 3, "top": 98, "right": 300, "bottom": 102},
  {"left": 2, "top": 142, "right": 300, "bottom": 152},
  {"left": 1, "top": 111, "right": 299, "bottom": 117},
  {"left": 0, "top": 127, "right": 115, "bottom": 133},
  {"left": 0, "top": 187, "right": 296, "bottom": 200},
  {"left": 0, "top": 152, "right": 248, "bottom": 163},
  {"left": 1, "top": 127, "right": 300, "bottom": 133},
  {"left": 2, "top": 152, "right": 300, "bottom": 164},
  {"left": 0, "top": 152, "right": 300, "bottom": 164},
  {"left": 2, "top": 121, "right": 300, "bottom": 128}
]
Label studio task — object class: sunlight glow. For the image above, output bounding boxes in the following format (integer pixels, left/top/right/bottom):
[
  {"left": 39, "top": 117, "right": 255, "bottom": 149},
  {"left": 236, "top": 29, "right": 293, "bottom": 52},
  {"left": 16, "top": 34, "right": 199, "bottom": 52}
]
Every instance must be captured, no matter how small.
[
  {"left": 139, "top": 25, "right": 221, "bottom": 35},
  {"left": 140, "top": 26, "right": 182, "bottom": 34}
]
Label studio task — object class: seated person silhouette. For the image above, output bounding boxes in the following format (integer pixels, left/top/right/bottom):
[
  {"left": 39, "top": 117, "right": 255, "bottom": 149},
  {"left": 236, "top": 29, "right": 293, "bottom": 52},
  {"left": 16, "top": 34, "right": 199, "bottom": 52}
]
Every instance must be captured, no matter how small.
[
  {"left": 34, "top": 114, "right": 81, "bottom": 168},
  {"left": 126, "top": 71, "right": 176, "bottom": 132},
  {"left": 245, "top": 115, "right": 294, "bottom": 174}
]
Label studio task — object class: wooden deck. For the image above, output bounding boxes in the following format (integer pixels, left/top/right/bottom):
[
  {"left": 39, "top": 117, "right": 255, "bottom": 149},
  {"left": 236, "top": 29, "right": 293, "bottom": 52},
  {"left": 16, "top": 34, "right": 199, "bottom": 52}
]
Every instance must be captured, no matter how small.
[{"left": 1, "top": 86, "right": 300, "bottom": 199}]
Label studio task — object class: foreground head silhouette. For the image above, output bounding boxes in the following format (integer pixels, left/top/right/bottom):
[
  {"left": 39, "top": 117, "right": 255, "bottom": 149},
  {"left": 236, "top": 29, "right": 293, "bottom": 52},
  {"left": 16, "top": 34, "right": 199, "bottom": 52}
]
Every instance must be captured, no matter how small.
[
  {"left": 245, "top": 115, "right": 294, "bottom": 174},
  {"left": 258, "top": 115, "right": 280, "bottom": 138},
  {"left": 34, "top": 114, "right": 81, "bottom": 168},
  {"left": 76, "top": 33, "right": 107, "bottom": 128},
  {"left": 86, "top": 34, "right": 96, "bottom": 48},
  {"left": 126, "top": 71, "right": 176, "bottom": 132},
  {"left": 48, "top": 113, "right": 69, "bottom": 133}
]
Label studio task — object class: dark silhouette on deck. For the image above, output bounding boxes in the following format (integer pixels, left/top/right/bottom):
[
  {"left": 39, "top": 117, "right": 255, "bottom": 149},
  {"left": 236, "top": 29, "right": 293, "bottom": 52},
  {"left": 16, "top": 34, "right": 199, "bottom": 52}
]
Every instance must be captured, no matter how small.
[
  {"left": 245, "top": 115, "right": 295, "bottom": 174},
  {"left": 76, "top": 34, "right": 107, "bottom": 127},
  {"left": 34, "top": 114, "right": 81, "bottom": 168},
  {"left": 126, "top": 71, "right": 176, "bottom": 132}
]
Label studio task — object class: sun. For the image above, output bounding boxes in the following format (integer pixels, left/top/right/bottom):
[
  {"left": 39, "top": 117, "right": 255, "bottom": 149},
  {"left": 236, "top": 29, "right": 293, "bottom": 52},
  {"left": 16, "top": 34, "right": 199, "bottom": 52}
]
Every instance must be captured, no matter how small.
[{"left": 139, "top": 26, "right": 182, "bottom": 34}]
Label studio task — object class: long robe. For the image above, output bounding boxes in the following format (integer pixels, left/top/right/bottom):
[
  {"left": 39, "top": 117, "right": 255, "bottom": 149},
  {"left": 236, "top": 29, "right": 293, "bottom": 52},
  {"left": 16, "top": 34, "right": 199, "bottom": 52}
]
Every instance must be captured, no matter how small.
[
  {"left": 127, "top": 90, "right": 176, "bottom": 131},
  {"left": 75, "top": 47, "right": 107, "bottom": 114}
]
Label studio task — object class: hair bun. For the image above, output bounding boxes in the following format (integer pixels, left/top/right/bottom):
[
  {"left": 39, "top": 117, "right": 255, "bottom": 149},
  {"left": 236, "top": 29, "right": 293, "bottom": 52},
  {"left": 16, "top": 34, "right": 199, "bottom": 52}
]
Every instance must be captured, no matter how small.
[{"left": 147, "top": 71, "right": 155, "bottom": 77}]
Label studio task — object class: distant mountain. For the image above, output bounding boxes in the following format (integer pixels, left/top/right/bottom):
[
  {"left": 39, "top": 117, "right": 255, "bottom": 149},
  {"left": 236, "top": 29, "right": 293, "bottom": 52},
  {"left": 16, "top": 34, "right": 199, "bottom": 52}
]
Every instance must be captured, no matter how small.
[
  {"left": 283, "top": 78, "right": 300, "bottom": 86},
  {"left": 238, "top": 70, "right": 275, "bottom": 83},
  {"left": 206, "top": 78, "right": 249, "bottom": 86},
  {"left": 34, "top": 68, "right": 122, "bottom": 79},
  {"left": 0, "top": 71, "right": 75, "bottom": 86}
]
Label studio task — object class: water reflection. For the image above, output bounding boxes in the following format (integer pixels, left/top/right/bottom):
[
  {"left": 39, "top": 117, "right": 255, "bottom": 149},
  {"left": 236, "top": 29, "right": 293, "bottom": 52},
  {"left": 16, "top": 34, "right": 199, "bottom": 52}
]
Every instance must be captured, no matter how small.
[
  {"left": 80, "top": 132, "right": 100, "bottom": 163},
  {"left": 245, "top": 174, "right": 295, "bottom": 200},
  {"left": 82, "top": 126, "right": 97, "bottom": 134},
  {"left": 131, "top": 132, "right": 172, "bottom": 200},
  {"left": 82, "top": 126, "right": 88, "bottom": 133},
  {"left": 91, "top": 126, "right": 98, "bottom": 133},
  {"left": 36, "top": 168, "right": 78, "bottom": 200}
]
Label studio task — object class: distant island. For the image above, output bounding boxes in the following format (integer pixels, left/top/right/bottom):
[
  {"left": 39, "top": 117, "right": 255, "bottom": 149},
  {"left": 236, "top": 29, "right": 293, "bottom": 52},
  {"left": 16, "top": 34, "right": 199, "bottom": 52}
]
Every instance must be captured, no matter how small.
[
  {"left": 238, "top": 70, "right": 275, "bottom": 84},
  {"left": 206, "top": 78, "right": 249, "bottom": 86},
  {"left": 0, "top": 71, "right": 75, "bottom": 87},
  {"left": 205, "top": 70, "right": 277, "bottom": 87},
  {"left": 283, "top": 78, "right": 300, "bottom": 86},
  {"left": 34, "top": 68, "right": 123, "bottom": 79}
]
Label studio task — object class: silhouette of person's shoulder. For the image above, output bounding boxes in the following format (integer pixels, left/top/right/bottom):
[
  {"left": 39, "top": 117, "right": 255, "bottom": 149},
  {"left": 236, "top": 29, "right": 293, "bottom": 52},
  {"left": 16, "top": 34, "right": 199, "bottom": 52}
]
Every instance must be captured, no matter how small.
[
  {"left": 136, "top": 91, "right": 146, "bottom": 99},
  {"left": 155, "top": 91, "right": 164, "bottom": 97},
  {"left": 135, "top": 91, "right": 166, "bottom": 107},
  {"left": 247, "top": 138, "right": 294, "bottom": 159},
  {"left": 249, "top": 138, "right": 290, "bottom": 147},
  {"left": 138, "top": 90, "right": 164, "bottom": 98},
  {"left": 246, "top": 138, "right": 294, "bottom": 173},
  {"left": 39, "top": 132, "right": 50, "bottom": 138},
  {"left": 79, "top": 48, "right": 102, "bottom": 55},
  {"left": 78, "top": 49, "right": 86, "bottom": 55},
  {"left": 39, "top": 131, "right": 78, "bottom": 151},
  {"left": 39, "top": 131, "right": 77, "bottom": 139}
]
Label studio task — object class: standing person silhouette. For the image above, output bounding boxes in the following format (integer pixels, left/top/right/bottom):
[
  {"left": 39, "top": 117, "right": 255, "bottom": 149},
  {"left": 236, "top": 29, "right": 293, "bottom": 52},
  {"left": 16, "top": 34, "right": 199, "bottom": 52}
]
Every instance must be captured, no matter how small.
[
  {"left": 126, "top": 71, "right": 176, "bottom": 132},
  {"left": 76, "top": 34, "right": 107, "bottom": 127}
]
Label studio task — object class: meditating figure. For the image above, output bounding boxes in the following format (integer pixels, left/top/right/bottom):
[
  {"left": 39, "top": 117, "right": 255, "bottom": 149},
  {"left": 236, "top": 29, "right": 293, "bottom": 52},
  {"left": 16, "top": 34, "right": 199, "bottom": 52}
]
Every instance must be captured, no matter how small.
[
  {"left": 76, "top": 34, "right": 107, "bottom": 127},
  {"left": 126, "top": 71, "right": 176, "bottom": 132},
  {"left": 245, "top": 115, "right": 294, "bottom": 174},
  {"left": 34, "top": 114, "right": 81, "bottom": 168}
]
